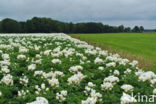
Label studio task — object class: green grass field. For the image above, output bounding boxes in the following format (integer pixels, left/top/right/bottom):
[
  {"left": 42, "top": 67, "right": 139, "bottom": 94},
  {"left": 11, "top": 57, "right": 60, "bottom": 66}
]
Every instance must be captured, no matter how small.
[{"left": 71, "top": 33, "right": 156, "bottom": 71}]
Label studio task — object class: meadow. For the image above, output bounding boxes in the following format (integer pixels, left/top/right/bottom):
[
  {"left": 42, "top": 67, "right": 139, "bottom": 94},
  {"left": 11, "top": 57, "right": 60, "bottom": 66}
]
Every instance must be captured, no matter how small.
[
  {"left": 0, "top": 33, "right": 156, "bottom": 104},
  {"left": 71, "top": 33, "right": 156, "bottom": 71}
]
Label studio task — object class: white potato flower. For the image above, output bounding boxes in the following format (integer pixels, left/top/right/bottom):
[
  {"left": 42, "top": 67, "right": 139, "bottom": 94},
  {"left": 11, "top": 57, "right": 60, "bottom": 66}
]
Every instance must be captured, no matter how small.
[
  {"left": 129, "top": 60, "right": 138, "bottom": 67},
  {"left": 94, "top": 57, "right": 103, "bottom": 64},
  {"left": 27, "top": 97, "right": 49, "bottom": 104},
  {"left": 41, "top": 83, "right": 46, "bottom": 90},
  {"left": 106, "top": 62, "right": 116, "bottom": 67},
  {"left": 0, "top": 91, "right": 2, "bottom": 97},
  {"left": 48, "top": 78, "right": 59, "bottom": 87},
  {"left": 2, "top": 54, "right": 10, "bottom": 60},
  {"left": 98, "top": 66, "right": 104, "bottom": 71},
  {"left": 51, "top": 59, "right": 61, "bottom": 64},
  {"left": 17, "top": 54, "right": 26, "bottom": 60},
  {"left": 1, "top": 74, "right": 13, "bottom": 86},
  {"left": 28, "top": 64, "right": 36, "bottom": 71},
  {"left": 20, "top": 76, "right": 29, "bottom": 86},
  {"left": 120, "top": 93, "right": 137, "bottom": 104},
  {"left": 19, "top": 47, "right": 29, "bottom": 53},
  {"left": 1, "top": 66, "right": 10, "bottom": 73},
  {"left": 121, "top": 84, "right": 134, "bottom": 92},
  {"left": 88, "top": 82, "right": 95, "bottom": 87},
  {"left": 69, "top": 65, "right": 83, "bottom": 73},
  {"left": 114, "top": 70, "right": 120, "bottom": 76},
  {"left": 153, "top": 89, "right": 156, "bottom": 94},
  {"left": 101, "top": 82, "right": 114, "bottom": 91},
  {"left": 67, "top": 72, "right": 86, "bottom": 85},
  {"left": 56, "top": 90, "right": 68, "bottom": 102},
  {"left": 124, "top": 68, "right": 132, "bottom": 74}
]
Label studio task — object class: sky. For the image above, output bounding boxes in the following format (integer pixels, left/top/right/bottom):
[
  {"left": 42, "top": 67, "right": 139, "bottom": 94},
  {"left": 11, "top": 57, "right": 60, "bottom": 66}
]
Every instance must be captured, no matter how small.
[{"left": 0, "top": 0, "right": 156, "bottom": 29}]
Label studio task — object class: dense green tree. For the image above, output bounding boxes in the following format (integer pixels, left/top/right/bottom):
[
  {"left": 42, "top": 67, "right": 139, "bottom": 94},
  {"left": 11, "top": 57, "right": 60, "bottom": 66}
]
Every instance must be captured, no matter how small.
[
  {"left": 20, "top": 22, "right": 27, "bottom": 33},
  {"left": 132, "top": 26, "right": 140, "bottom": 32},
  {"left": 118, "top": 25, "right": 124, "bottom": 32},
  {"left": 0, "top": 17, "right": 145, "bottom": 33},
  {"left": 124, "top": 27, "right": 131, "bottom": 32},
  {"left": 140, "top": 26, "right": 144, "bottom": 32},
  {"left": 0, "top": 21, "right": 2, "bottom": 33},
  {"left": 1, "top": 18, "right": 21, "bottom": 33},
  {"left": 69, "top": 22, "right": 75, "bottom": 33}
]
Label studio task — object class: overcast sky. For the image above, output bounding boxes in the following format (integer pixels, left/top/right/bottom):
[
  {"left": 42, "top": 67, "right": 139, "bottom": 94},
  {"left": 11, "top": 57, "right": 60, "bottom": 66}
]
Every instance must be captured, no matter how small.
[{"left": 0, "top": 0, "right": 156, "bottom": 29}]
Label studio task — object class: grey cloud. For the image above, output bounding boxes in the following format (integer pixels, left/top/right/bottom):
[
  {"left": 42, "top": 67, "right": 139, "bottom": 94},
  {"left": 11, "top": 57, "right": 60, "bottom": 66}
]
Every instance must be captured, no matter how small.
[{"left": 0, "top": 0, "right": 156, "bottom": 29}]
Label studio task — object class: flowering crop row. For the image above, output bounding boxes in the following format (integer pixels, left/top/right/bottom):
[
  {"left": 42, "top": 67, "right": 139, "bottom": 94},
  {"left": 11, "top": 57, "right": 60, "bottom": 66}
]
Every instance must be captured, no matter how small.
[{"left": 0, "top": 33, "right": 156, "bottom": 104}]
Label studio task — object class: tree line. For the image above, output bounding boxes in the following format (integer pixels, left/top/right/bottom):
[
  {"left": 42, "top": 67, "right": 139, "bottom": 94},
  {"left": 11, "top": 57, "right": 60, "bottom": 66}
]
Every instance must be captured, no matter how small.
[{"left": 0, "top": 17, "right": 144, "bottom": 33}]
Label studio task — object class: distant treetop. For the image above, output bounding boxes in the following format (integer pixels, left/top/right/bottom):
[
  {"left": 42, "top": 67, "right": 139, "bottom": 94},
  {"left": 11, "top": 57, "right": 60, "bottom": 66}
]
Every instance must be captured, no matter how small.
[{"left": 0, "top": 17, "right": 144, "bottom": 33}]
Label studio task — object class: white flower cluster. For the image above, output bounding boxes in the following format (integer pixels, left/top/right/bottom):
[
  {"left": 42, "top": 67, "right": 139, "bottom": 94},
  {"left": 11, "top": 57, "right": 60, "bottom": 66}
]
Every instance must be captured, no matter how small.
[
  {"left": 18, "top": 90, "right": 29, "bottom": 97},
  {"left": 27, "top": 97, "right": 49, "bottom": 104},
  {"left": 120, "top": 93, "right": 137, "bottom": 104},
  {"left": 0, "top": 60, "right": 10, "bottom": 66},
  {"left": 17, "top": 54, "right": 26, "bottom": 60},
  {"left": 47, "top": 77, "right": 59, "bottom": 87},
  {"left": 35, "top": 83, "right": 49, "bottom": 95},
  {"left": 85, "top": 49, "right": 97, "bottom": 55},
  {"left": 76, "top": 53, "right": 87, "bottom": 60},
  {"left": 0, "top": 91, "right": 2, "bottom": 97},
  {"left": 19, "top": 47, "right": 29, "bottom": 53},
  {"left": 0, "top": 53, "right": 11, "bottom": 74},
  {"left": 43, "top": 50, "right": 51, "bottom": 56},
  {"left": 1, "top": 66, "right": 10, "bottom": 73},
  {"left": 54, "top": 71, "right": 65, "bottom": 77},
  {"left": 124, "top": 68, "right": 132, "bottom": 74},
  {"left": 62, "top": 48, "right": 75, "bottom": 58},
  {"left": 113, "top": 70, "right": 120, "bottom": 76},
  {"left": 34, "top": 70, "right": 64, "bottom": 88},
  {"left": 106, "top": 62, "right": 116, "bottom": 67},
  {"left": 129, "top": 60, "right": 138, "bottom": 67},
  {"left": 88, "top": 82, "right": 96, "bottom": 87},
  {"left": 0, "top": 44, "right": 12, "bottom": 50},
  {"left": 98, "top": 66, "right": 104, "bottom": 71},
  {"left": 101, "top": 82, "right": 114, "bottom": 91},
  {"left": 103, "top": 75, "right": 119, "bottom": 83},
  {"left": 94, "top": 57, "right": 103, "bottom": 64},
  {"left": 69, "top": 65, "right": 83, "bottom": 73},
  {"left": 28, "top": 64, "right": 36, "bottom": 71},
  {"left": 56, "top": 90, "right": 68, "bottom": 102},
  {"left": 0, "top": 74, "right": 13, "bottom": 86},
  {"left": 68, "top": 72, "right": 86, "bottom": 85},
  {"left": 2, "top": 54, "right": 10, "bottom": 60},
  {"left": 106, "top": 54, "right": 129, "bottom": 66},
  {"left": 136, "top": 71, "right": 156, "bottom": 86},
  {"left": 82, "top": 82, "right": 102, "bottom": 104},
  {"left": 34, "top": 45, "right": 41, "bottom": 51},
  {"left": 34, "top": 70, "right": 44, "bottom": 76},
  {"left": 51, "top": 59, "right": 61, "bottom": 64},
  {"left": 20, "top": 75, "right": 29, "bottom": 86},
  {"left": 106, "top": 54, "right": 120, "bottom": 62},
  {"left": 121, "top": 84, "right": 134, "bottom": 92},
  {"left": 51, "top": 47, "right": 64, "bottom": 58},
  {"left": 101, "top": 75, "right": 119, "bottom": 91},
  {"left": 99, "top": 50, "right": 108, "bottom": 56},
  {"left": 32, "top": 59, "right": 42, "bottom": 64},
  {"left": 153, "top": 88, "right": 156, "bottom": 94}
]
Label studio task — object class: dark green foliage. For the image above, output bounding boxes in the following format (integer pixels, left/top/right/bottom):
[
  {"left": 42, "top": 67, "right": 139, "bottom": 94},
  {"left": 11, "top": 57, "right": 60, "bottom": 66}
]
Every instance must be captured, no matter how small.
[
  {"left": 1, "top": 18, "right": 21, "bottom": 33},
  {"left": 118, "top": 25, "right": 124, "bottom": 32},
  {"left": 124, "top": 27, "right": 131, "bottom": 32},
  {"left": 0, "top": 21, "right": 2, "bottom": 33},
  {"left": 140, "top": 26, "right": 144, "bottom": 33},
  {"left": 132, "top": 26, "right": 139, "bottom": 32},
  {"left": 0, "top": 17, "right": 144, "bottom": 33}
]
